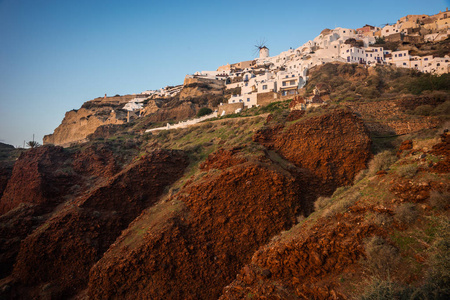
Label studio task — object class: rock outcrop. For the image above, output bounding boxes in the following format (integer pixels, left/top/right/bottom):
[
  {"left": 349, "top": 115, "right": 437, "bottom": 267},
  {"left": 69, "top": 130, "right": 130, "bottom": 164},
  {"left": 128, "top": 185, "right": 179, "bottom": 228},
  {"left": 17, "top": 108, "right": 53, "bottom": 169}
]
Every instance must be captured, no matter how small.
[
  {"left": 43, "top": 108, "right": 126, "bottom": 146},
  {"left": 43, "top": 95, "right": 137, "bottom": 146},
  {"left": 0, "top": 146, "right": 75, "bottom": 215},
  {"left": 254, "top": 109, "right": 372, "bottom": 195},
  {"left": 87, "top": 148, "right": 317, "bottom": 299},
  {"left": 179, "top": 77, "right": 225, "bottom": 100}
]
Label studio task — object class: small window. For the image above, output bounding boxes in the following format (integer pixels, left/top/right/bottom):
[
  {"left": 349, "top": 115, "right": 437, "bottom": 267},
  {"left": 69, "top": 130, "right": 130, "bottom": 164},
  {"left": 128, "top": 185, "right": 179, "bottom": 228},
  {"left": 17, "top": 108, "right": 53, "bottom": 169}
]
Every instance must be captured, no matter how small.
[
  {"left": 403, "top": 63, "right": 407, "bottom": 65},
  {"left": 262, "top": 85, "right": 267, "bottom": 90},
  {"left": 247, "top": 98, "right": 250, "bottom": 102},
  {"left": 282, "top": 82, "right": 287, "bottom": 86},
  {"left": 239, "top": 99, "right": 243, "bottom": 102},
  {"left": 399, "top": 54, "right": 403, "bottom": 57},
  {"left": 424, "top": 58, "right": 428, "bottom": 61}
]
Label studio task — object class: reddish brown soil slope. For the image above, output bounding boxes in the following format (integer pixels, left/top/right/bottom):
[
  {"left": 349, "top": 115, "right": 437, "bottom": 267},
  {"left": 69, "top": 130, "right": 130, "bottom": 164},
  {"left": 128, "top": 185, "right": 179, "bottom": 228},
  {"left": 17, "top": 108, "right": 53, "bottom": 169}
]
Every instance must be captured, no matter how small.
[
  {"left": 220, "top": 208, "right": 385, "bottom": 300},
  {"left": 87, "top": 149, "right": 318, "bottom": 300},
  {"left": 254, "top": 109, "right": 372, "bottom": 195}
]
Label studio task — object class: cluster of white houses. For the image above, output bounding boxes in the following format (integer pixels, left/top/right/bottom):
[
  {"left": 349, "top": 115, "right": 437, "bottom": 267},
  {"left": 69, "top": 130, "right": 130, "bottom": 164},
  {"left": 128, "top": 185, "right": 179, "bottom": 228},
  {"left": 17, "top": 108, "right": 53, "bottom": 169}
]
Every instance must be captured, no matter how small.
[
  {"left": 182, "top": 9, "right": 450, "bottom": 112},
  {"left": 129, "top": 9, "right": 449, "bottom": 116}
]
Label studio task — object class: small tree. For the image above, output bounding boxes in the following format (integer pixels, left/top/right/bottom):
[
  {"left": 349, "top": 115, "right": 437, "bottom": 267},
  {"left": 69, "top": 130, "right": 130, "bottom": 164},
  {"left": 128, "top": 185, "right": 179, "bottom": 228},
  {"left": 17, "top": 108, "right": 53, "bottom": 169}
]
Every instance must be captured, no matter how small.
[
  {"left": 26, "top": 141, "right": 41, "bottom": 148},
  {"left": 196, "top": 107, "right": 213, "bottom": 117},
  {"left": 375, "top": 36, "right": 386, "bottom": 44}
]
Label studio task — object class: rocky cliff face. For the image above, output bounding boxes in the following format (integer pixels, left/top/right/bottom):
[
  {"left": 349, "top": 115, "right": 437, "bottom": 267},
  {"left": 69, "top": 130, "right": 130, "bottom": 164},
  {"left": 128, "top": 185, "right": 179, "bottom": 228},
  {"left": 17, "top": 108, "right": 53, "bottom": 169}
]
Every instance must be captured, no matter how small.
[
  {"left": 43, "top": 107, "right": 126, "bottom": 146},
  {"left": 254, "top": 109, "right": 372, "bottom": 195},
  {"left": 87, "top": 148, "right": 318, "bottom": 299},
  {"left": 0, "top": 146, "right": 74, "bottom": 214},
  {"left": 43, "top": 95, "right": 138, "bottom": 146},
  {"left": 220, "top": 132, "right": 450, "bottom": 299}
]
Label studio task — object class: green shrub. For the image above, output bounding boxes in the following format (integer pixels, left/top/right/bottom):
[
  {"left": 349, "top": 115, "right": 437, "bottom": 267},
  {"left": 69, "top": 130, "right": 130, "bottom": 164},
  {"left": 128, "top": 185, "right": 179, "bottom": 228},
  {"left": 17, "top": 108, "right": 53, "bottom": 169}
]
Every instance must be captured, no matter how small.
[
  {"left": 196, "top": 107, "right": 213, "bottom": 117},
  {"left": 413, "top": 104, "right": 434, "bottom": 116},
  {"left": 407, "top": 73, "right": 450, "bottom": 95},
  {"left": 431, "top": 100, "right": 450, "bottom": 116}
]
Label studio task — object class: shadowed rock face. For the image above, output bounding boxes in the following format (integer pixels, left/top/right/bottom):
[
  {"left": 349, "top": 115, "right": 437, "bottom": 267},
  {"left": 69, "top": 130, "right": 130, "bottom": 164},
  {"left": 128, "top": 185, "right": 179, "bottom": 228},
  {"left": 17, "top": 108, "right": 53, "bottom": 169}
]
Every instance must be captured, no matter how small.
[
  {"left": 0, "top": 144, "right": 121, "bottom": 281},
  {"left": 0, "top": 149, "right": 188, "bottom": 299},
  {"left": 0, "top": 146, "right": 75, "bottom": 215}
]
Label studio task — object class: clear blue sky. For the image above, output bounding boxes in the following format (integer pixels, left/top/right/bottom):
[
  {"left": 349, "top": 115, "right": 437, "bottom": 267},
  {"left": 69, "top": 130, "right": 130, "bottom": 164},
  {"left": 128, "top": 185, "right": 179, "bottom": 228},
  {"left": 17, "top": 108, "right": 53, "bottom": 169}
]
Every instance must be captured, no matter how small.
[{"left": 0, "top": 0, "right": 448, "bottom": 147}]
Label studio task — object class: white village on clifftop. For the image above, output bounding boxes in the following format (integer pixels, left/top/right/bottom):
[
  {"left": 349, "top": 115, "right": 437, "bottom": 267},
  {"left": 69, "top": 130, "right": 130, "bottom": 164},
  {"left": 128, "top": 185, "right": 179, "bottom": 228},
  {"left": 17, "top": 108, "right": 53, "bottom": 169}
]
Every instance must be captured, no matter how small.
[{"left": 124, "top": 9, "right": 450, "bottom": 130}]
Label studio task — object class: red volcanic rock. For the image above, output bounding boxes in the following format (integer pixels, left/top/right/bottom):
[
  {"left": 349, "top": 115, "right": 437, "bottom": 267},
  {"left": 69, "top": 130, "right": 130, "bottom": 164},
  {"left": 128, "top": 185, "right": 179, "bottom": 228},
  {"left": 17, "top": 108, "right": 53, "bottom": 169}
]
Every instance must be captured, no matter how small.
[
  {"left": 8, "top": 150, "right": 188, "bottom": 299},
  {"left": 429, "top": 132, "right": 450, "bottom": 173},
  {"left": 289, "top": 95, "right": 306, "bottom": 111},
  {"left": 397, "top": 140, "right": 413, "bottom": 157},
  {"left": 376, "top": 170, "right": 388, "bottom": 176},
  {"left": 200, "top": 147, "right": 247, "bottom": 170},
  {"left": 220, "top": 211, "right": 384, "bottom": 300},
  {"left": 87, "top": 149, "right": 317, "bottom": 300},
  {"left": 0, "top": 204, "right": 43, "bottom": 279},
  {"left": 72, "top": 143, "right": 120, "bottom": 178},
  {"left": 254, "top": 109, "right": 372, "bottom": 195},
  {"left": 0, "top": 146, "right": 74, "bottom": 215},
  {"left": 0, "top": 162, "right": 13, "bottom": 201},
  {"left": 286, "top": 110, "right": 305, "bottom": 121}
]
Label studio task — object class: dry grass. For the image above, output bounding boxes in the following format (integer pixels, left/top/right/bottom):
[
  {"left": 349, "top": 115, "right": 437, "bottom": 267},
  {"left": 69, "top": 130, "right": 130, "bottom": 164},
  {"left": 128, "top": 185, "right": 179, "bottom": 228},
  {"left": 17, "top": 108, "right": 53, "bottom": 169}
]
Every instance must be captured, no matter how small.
[
  {"left": 362, "top": 236, "right": 400, "bottom": 279},
  {"left": 429, "top": 190, "right": 450, "bottom": 210},
  {"left": 413, "top": 136, "right": 441, "bottom": 152},
  {"left": 314, "top": 196, "right": 332, "bottom": 211},
  {"left": 394, "top": 203, "right": 418, "bottom": 225},
  {"left": 396, "top": 164, "right": 418, "bottom": 179},
  {"left": 366, "top": 213, "right": 394, "bottom": 227},
  {"left": 354, "top": 169, "right": 368, "bottom": 183},
  {"left": 322, "top": 188, "right": 361, "bottom": 218},
  {"left": 368, "top": 151, "right": 397, "bottom": 175}
]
